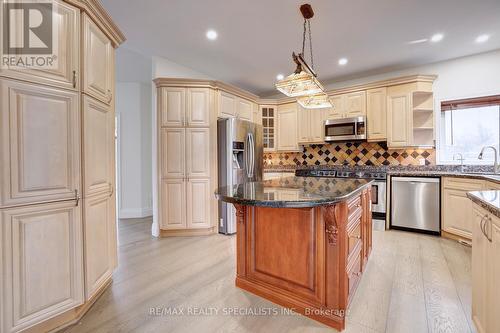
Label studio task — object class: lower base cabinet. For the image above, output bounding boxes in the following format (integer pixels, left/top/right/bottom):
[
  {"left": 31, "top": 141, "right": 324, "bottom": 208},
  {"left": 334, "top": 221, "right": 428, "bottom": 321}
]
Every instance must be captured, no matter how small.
[
  {"left": 83, "top": 191, "right": 117, "bottom": 300},
  {"left": 0, "top": 201, "right": 84, "bottom": 333},
  {"left": 472, "top": 204, "right": 500, "bottom": 333}
]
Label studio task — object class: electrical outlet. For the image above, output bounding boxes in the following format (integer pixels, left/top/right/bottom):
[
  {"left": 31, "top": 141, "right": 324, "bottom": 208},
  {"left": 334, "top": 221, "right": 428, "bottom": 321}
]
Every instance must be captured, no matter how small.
[{"left": 419, "top": 159, "right": 426, "bottom": 166}]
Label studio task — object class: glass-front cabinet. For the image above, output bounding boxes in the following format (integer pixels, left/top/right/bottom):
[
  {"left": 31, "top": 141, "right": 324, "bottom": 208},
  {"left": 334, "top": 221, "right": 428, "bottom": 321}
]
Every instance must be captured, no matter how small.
[{"left": 261, "top": 105, "right": 276, "bottom": 151}]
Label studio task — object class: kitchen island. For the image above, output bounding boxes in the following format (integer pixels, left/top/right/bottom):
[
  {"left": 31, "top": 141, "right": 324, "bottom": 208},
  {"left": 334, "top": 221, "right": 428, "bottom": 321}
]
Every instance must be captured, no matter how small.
[{"left": 215, "top": 176, "right": 373, "bottom": 331}]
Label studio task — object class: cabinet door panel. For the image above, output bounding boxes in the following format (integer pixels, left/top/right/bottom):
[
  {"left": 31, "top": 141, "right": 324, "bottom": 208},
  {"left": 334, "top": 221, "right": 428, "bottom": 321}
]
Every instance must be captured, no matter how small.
[
  {"left": 0, "top": 201, "right": 83, "bottom": 332},
  {"left": 83, "top": 193, "right": 116, "bottom": 299},
  {"left": 237, "top": 98, "right": 253, "bottom": 121},
  {"left": 83, "top": 14, "right": 113, "bottom": 105},
  {"left": 160, "top": 179, "right": 186, "bottom": 229},
  {"left": 310, "top": 109, "right": 325, "bottom": 142},
  {"left": 0, "top": 79, "right": 80, "bottom": 207},
  {"left": 366, "top": 88, "right": 387, "bottom": 141},
  {"left": 161, "top": 128, "right": 185, "bottom": 178},
  {"left": 472, "top": 208, "right": 488, "bottom": 333},
  {"left": 83, "top": 96, "right": 114, "bottom": 197},
  {"left": 327, "top": 96, "right": 344, "bottom": 119},
  {"left": 186, "top": 128, "right": 210, "bottom": 178},
  {"left": 387, "top": 94, "right": 411, "bottom": 147},
  {"left": 187, "top": 88, "right": 209, "bottom": 127},
  {"left": 443, "top": 188, "right": 475, "bottom": 239},
  {"left": 160, "top": 88, "right": 185, "bottom": 127},
  {"left": 219, "top": 91, "right": 236, "bottom": 118},
  {"left": 297, "top": 107, "right": 311, "bottom": 143},
  {"left": 488, "top": 222, "right": 500, "bottom": 333},
  {"left": 186, "top": 179, "right": 210, "bottom": 228},
  {"left": 276, "top": 104, "right": 299, "bottom": 151},
  {"left": 0, "top": 0, "right": 80, "bottom": 90},
  {"left": 345, "top": 91, "right": 366, "bottom": 117}
]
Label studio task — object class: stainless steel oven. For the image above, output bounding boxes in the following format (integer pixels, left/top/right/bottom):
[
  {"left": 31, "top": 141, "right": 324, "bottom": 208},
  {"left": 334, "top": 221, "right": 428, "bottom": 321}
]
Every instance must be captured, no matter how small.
[
  {"left": 371, "top": 179, "right": 386, "bottom": 219},
  {"left": 324, "top": 116, "right": 366, "bottom": 142}
]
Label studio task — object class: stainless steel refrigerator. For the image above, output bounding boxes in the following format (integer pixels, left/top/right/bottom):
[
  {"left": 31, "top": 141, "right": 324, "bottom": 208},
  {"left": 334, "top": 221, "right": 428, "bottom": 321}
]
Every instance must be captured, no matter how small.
[{"left": 217, "top": 118, "right": 263, "bottom": 234}]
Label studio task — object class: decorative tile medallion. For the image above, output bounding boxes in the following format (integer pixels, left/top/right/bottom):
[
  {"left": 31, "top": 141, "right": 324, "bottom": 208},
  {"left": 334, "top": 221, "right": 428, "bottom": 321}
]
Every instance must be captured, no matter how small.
[{"left": 264, "top": 142, "right": 436, "bottom": 167}]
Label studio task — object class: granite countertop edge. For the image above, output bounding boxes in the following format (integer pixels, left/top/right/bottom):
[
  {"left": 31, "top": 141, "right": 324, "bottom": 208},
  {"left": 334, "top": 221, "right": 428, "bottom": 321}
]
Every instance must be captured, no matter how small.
[
  {"left": 467, "top": 191, "right": 500, "bottom": 219},
  {"left": 215, "top": 181, "right": 373, "bottom": 208}
]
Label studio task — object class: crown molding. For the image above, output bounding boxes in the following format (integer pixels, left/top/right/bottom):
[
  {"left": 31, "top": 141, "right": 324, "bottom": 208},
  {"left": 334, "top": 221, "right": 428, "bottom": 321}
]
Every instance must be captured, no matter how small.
[{"left": 66, "top": 0, "right": 126, "bottom": 47}]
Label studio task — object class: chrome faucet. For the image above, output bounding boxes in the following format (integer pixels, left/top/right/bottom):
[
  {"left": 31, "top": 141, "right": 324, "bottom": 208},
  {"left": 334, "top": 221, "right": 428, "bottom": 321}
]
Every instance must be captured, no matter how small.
[
  {"left": 453, "top": 153, "right": 465, "bottom": 173},
  {"left": 478, "top": 146, "right": 500, "bottom": 174}
]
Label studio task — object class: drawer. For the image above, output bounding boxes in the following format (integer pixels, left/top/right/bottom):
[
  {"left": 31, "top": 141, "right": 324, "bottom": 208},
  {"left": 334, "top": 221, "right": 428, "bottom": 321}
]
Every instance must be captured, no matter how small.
[
  {"left": 347, "top": 195, "right": 362, "bottom": 220},
  {"left": 347, "top": 215, "right": 362, "bottom": 262},
  {"left": 443, "top": 177, "right": 484, "bottom": 191},
  {"left": 347, "top": 249, "right": 362, "bottom": 304}
]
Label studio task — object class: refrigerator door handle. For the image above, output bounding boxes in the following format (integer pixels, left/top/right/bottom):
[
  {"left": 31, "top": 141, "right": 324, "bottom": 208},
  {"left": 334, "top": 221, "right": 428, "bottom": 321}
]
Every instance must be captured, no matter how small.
[
  {"left": 245, "top": 133, "right": 251, "bottom": 179},
  {"left": 249, "top": 133, "right": 255, "bottom": 179}
]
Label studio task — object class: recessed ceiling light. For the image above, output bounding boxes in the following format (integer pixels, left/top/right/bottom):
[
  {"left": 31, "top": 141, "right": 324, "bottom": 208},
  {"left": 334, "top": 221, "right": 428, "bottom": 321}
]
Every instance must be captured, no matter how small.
[
  {"left": 276, "top": 74, "right": 284, "bottom": 80},
  {"left": 430, "top": 33, "right": 444, "bottom": 42},
  {"left": 206, "top": 30, "right": 218, "bottom": 40},
  {"left": 476, "top": 34, "right": 490, "bottom": 43},
  {"left": 338, "top": 58, "right": 348, "bottom": 66},
  {"left": 407, "top": 38, "right": 428, "bottom": 45}
]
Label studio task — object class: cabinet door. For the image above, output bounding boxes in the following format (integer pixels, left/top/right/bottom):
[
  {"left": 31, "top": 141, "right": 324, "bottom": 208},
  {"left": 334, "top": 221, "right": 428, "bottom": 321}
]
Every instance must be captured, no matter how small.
[
  {"left": 488, "top": 221, "right": 500, "bottom": 333},
  {"left": 387, "top": 94, "right": 411, "bottom": 147},
  {"left": 83, "top": 14, "right": 114, "bottom": 105},
  {"left": 187, "top": 88, "right": 209, "bottom": 127},
  {"left": 186, "top": 178, "right": 211, "bottom": 229},
  {"left": 0, "top": 201, "right": 84, "bottom": 333},
  {"left": 345, "top": 91, "right": 366, "bottom": 117},
  {"left": 310, "top": 109, "right": 325, "bottom": 142},
  {"left": 261, "top": 106, "right": 276, "bottom": 151},
  {"left": 0, "top": 0, "right": 80, "bottom": 90},
  {"left": 186, "top": 128, "right": 210, "bottom": 178},
  {"left": 160, "top": 87, "right": 185, "bottom": 127},
  {"left": 83, "top": 192, "right": 116, "bottom": 299},
  {"left": 237, "top": 98, "right": 253, "bottom": 121},
  {"left": 472, "top": 207, "right": 488, "bottom": 333},
  {"left": 297, "top": 107, "right": 311, "bottom": 143},
  {"left": 0, "top": 79, "right": 80, "bottom": 208},
  {"left": 160, "top": 128, "right": 185, "bottom": 178},
  {"left": 219, "top": 91, "right": 236, "bottom": 118},
  {"left": 252, "top": 103, "right": 261, "bottom": 125},
  {"left": 160, "top": 179, "right": 186, "bottom": 230},
  {"left": 327, "top": 96, "right": 344, "bottom": 119},
  {"left": 83, "top": 96, "right": 114, "bottom": 197},
  {"left": 442, "top": 188, "right": 475, "bottom": 239},
  {"left": 366, "top": 88, "right": 387, "bottom": 141},
  {"left": 276, "top": 104, "right": 300, "bottom": 151}
]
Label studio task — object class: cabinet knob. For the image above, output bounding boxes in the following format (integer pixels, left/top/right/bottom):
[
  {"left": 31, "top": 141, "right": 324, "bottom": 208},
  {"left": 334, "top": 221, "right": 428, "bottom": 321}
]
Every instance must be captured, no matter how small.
[
  {"left": 72, "top": 70, "right": 77, "bottom": 88},
  {"left": 107, "top": 89, "right": 113, "bottom": 103}
]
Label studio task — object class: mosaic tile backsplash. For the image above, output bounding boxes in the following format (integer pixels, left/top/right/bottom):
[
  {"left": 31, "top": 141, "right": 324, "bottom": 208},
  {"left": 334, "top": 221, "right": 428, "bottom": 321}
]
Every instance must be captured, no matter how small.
[{"left": 263, "top": 142, "right": 436, "bottom": 167}]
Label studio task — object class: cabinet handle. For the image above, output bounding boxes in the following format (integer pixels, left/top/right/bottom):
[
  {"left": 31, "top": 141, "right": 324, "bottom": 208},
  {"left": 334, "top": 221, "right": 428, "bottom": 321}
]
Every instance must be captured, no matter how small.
[
  {"left": 109, "top": 186, "right": 114, "bottom": 197},
  {"left": 107, "top": 89, "right": 112, "bottom": 103},
  {"left": 74, "top": 189, "right": 80, "bottom": 207},
  {"left": 487, "top": 217, "right": 493, "bottom": 242},
  {"left": 72, "top": 70, "right": 77, "bottom": 88}
]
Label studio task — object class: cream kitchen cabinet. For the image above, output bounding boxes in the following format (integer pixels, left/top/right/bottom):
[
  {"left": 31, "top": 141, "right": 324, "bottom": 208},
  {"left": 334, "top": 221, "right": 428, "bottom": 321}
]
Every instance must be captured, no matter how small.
[
  {"left": 325, "top": 92, "right": 366, "bottom": 119},
  {"left": 186, "top": 178, "right": 211, "bottom": 228},
  {"left": 0, "top": 0, "right": 80, "bottom": 91},
  {"left": 366, "top": 87, "right": 387, "bottom": 141},
  {"left": 472, "top": 204, "right": 500, "bottom": 333},
  {"left": 83, "top": 191, "right": 116, "bottom": 300},
  {"left": 217, "top": 91, "right": 254, "bottom": 122},
  {"left": 387, "top": 93, "right": 411, "bottom": 147},
  {"left": 83, "top": 14, "right": 114, "bottom": 105},
  {"left": 0, "top": 200, "right": 84, "bottom": 333},
  {"left": 326, "top": 95, "right": 344, "bottom": 119},
  {"left": 297, "top": 106, "right": 326, "bottom": 144},
  {"left": 0, "top": 78, "right": 81, "bottom": 208},
  {"left": 237, "top": 98, "right": 253, "bottom": 121},
  {"left": 261, "top": 105, "right": 277, "bottom": 151},
  {"left": 159, "top": 87, "right": 210, "bottom": 127},
  {"left": 442, "top": 177, "right": 485, "bottom": 240},
  {"left": 186, "top": 128, "right": 210, "bottom": 178},
  {"left": 276, "top": 103, "right": 300, "bottom": 151}
]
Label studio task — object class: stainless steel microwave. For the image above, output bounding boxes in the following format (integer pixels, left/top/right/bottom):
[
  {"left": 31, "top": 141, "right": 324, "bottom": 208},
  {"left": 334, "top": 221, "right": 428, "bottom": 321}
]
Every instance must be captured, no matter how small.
[{"left": 324, "top": 116, "right": 366, "bottom": 142}]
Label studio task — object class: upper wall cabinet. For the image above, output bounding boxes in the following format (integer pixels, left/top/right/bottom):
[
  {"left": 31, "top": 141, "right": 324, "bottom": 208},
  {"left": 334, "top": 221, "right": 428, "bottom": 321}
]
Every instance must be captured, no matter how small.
[
  {"left": 0, "top": 0, "right": 80, "bottom": 90},
  {"left": 83, "top": 14, "right": 114, "bottom": 105},
  {"left": 261, "top": 105, "right": 277, "bottom": 151},
  {"left": 217, "top": 90, "right": 254, "bottom": 122},
  {"left": 325, "top": 92, "right": 366, "bottom": 120},
  {"left": 159, "top": 87, "right": 210, "bottom": 127},
  {"left": 366, "top": 87, "right": 387, "bottom": 141},
  {"left": 276, "top": 103, "right": 300, "bottom": 152},
  {"left": 298, "top": 106, "right": 326, "bottom": 144},
  {"left": 0, "top": 79, "right": 80, "bottom": 208}
]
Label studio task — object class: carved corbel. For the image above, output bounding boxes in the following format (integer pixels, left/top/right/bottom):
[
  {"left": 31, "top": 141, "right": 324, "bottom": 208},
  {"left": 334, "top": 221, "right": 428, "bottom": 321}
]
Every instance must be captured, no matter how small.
[{"left": 324, "top": 205, "right": 339, "bottom": 245}]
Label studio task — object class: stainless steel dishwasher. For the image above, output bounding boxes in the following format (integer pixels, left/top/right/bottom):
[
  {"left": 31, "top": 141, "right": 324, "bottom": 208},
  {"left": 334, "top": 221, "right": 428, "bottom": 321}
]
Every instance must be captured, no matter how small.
[{"left": 391, "top": 177, "right": 440, "bottom": 234}]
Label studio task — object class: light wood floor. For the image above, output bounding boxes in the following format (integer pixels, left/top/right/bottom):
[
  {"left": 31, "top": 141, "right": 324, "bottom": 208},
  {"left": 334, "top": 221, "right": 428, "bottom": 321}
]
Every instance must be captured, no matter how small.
[{"left": 65, "top": 218, "right": 475, "bottom": 333}]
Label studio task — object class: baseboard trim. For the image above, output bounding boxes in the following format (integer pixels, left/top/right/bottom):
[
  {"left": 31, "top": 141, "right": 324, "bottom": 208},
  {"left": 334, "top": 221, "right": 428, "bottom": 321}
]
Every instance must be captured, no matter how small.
[
  {"left": 159, "top": 227, "right": 217, "bottom": 237},
  {"left": 119, "top": 207, "right": 152, "bottom": 219}
]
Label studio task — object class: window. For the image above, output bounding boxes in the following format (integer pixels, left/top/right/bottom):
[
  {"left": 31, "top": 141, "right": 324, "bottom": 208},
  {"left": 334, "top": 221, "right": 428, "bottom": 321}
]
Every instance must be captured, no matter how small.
[{"left": 439, "top": 95, "right": 500, "bottom": 164}]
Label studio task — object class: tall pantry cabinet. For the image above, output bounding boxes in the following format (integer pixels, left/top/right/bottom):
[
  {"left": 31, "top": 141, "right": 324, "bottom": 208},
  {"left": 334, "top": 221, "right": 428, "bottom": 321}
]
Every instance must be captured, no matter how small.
[{"left": 0, "top": 1, "right": 125, "bottom": 332}]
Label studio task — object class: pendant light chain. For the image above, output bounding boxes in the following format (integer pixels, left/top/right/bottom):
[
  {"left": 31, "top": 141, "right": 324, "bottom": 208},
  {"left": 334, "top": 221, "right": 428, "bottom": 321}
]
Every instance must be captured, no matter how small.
[{"left": 301, "top": 19, "right": 314, "bottom": 70}]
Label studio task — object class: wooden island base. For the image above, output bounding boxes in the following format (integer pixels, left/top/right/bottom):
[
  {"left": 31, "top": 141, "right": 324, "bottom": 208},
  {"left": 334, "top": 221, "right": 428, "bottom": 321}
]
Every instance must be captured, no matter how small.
[{"left": 233, "top": 189, "right": 372, "bottom": 331}]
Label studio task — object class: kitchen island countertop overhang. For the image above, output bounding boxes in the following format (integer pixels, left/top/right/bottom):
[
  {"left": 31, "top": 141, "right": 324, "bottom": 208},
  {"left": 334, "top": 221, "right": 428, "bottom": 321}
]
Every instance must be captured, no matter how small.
[{"left": 215, "top": 176, "right": 374, "bottom": 331}]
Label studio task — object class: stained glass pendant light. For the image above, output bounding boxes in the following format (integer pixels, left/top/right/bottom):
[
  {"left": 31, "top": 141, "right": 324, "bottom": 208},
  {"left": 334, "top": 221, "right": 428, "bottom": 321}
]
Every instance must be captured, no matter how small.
[{"left": 275, "top": 4, "right": 332, "bottom": 108}]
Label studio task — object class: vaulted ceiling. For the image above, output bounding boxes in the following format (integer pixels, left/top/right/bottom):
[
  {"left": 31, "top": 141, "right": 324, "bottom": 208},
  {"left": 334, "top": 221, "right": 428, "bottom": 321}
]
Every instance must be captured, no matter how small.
[{"left": 102, "top": 0, "right": 500, "bottom": 96}]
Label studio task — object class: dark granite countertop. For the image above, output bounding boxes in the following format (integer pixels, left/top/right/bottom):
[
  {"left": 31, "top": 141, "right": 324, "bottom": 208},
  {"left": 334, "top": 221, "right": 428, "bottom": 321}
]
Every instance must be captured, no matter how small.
[
  {"left": 215, "top": 177, "right": 373, "bottom": 208},
  {"left": 467, "top": 191, "right": 500, "bottom": 219}
]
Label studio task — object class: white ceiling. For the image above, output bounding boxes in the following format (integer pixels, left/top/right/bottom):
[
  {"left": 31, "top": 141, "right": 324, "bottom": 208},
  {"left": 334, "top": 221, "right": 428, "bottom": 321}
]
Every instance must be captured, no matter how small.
[{"left": 102, "top": 0, "right": 500, "bottom": 96}]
